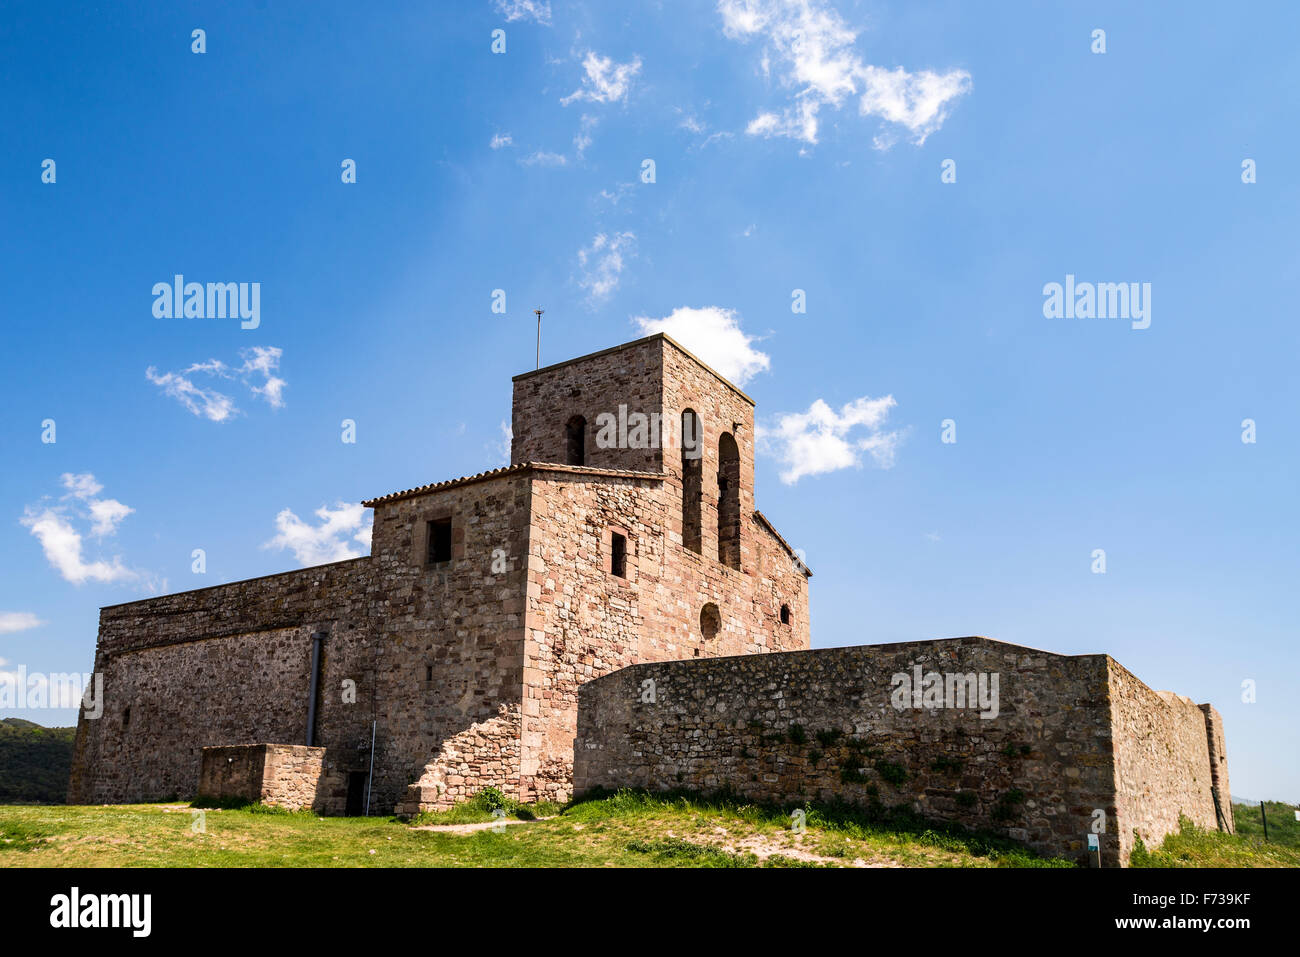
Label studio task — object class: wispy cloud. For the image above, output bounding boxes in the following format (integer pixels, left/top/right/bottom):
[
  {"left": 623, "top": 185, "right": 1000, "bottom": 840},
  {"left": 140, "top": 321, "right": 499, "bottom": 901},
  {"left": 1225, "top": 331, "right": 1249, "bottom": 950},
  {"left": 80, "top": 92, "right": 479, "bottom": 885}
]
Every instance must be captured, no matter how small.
[
  {"left": 263, "top": 502, "right": 373, "bottom": 567},
  {"left": 719, "top": 0, "right": 970, "bottom": 147},
  {"left": 577, "top": 231, "right": 636, "bottom": 304},
  {"left": 573, "top": 114, "right": 598, "bottom": 158},
  {"left": 146, "top": 346, "right": 286, "bottom": 421},
  {"left": 759, "top": 395, "right": 904, "bottom": 484},
  {"left": 496, "top": 421, "right": 513, "bottom": 465},
  {"left": 561, "top": 50, "right": 642, "bottom": 106},
  {"left": 21, "top": 473, "right": 140, "bottom": 584},
  {"left": 490, "top": 133, "right": 513, "bottom": 149},
  {"left": 494, "top": 0, "right": 551, "bottom": 25},
  {"left": 633, "top": 306, "right": 770, "bottom": 386},
  {"left": 0, "top": 612, "right": 43, "bottom": 635}
]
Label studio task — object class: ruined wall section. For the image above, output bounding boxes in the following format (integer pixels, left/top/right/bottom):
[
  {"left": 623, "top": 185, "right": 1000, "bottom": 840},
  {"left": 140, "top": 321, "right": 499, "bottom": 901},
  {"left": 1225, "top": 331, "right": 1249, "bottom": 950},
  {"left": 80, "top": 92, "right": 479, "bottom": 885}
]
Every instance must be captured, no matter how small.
[
  {"left": 574, "top": 638, "right": 1120, "bottom": 865},
  {"left": 1108, "top": 662, "right": 1220, "bottom": 862},
  {"left": 67, "top": 559, "right": 377, "bottom": 805}
]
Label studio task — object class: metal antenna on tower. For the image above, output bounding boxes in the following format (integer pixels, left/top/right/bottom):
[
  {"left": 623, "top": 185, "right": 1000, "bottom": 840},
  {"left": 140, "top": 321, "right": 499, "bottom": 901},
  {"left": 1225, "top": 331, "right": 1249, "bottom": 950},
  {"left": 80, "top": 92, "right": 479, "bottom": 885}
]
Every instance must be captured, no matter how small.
[{"left": 534, "top": 308, "right": 544, "bottom": 369}]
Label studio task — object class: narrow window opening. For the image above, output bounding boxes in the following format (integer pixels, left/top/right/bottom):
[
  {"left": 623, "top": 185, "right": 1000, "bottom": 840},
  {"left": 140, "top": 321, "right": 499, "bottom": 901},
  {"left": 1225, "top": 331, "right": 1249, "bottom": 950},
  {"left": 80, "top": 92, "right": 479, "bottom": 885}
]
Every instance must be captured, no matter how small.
[
  {"left": 717, "top": 432, "right": 741, "bottom": 570},
  {"left": 122, "top": 705, "right": 131, "bottom": 728},
  {"left": 427, "top": 518, "right": 452, "bottom": 564},
  {"left": 681, "top": 410, "right": 702, "bottom": 554},
  {"left": 566, "top": 415, "right": 587, "bottom": 466},
  {"left": 700, "top": 603, "right": 721, "bottom": 641},
  {"left": 425, "top": 664, "right": 433, "bottom": 682},
  {"left": 780, "top": 604, "right": 791, "bottom": 625},
  {"left": 611, "top": 532, "right": 627, "bottom": 578}
]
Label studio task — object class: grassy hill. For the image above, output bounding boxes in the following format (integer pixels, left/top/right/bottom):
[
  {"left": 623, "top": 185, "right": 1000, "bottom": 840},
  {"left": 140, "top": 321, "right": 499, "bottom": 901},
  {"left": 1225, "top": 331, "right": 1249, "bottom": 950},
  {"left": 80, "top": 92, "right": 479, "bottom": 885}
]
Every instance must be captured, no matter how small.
[
  {"left": 0, "top": 719, "right": 75, "bottom": 805},
  {"left": 1232, "top": 799, "right": 1300, "bottom": 849},
  {"left": 0, "top": 788, "right": 1294, "bottom": 867}
]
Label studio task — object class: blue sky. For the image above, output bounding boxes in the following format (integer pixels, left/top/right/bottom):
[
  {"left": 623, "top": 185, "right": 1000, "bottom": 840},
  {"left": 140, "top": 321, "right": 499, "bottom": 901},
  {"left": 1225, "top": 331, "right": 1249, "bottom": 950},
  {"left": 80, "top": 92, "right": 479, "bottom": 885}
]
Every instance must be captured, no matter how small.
[{"left": 2, "top": 1, "right": 1296, "bottom": 801}]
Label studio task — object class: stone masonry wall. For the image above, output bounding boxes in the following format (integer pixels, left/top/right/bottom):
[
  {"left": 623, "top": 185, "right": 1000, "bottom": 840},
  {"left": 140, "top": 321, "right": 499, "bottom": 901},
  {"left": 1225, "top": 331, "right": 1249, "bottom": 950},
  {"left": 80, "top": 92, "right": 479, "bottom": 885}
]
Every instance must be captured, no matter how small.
[
  {"left": 511, "top": 337, "right": 665, "bottom": 472},
  {"left": 197, "top": 744, "right": 356, "bottom": 814},
  {"left": 575, "top": 638, "right": 1229, "bottom": 865},
  {"left": 366, "top": 472, "right": 533, "bottom": 813},
  {"left": 575, "top": 638, "right": 1125, "bottom": 865},
  {"left": 1108, "top": 662, "right": 1220, "bottom": 862},
  {"left": 520, "top": 470, "right": 809, "bottom": 804},
  {"left": 68, "top": 559, "right": 377, "bottom": 805}
]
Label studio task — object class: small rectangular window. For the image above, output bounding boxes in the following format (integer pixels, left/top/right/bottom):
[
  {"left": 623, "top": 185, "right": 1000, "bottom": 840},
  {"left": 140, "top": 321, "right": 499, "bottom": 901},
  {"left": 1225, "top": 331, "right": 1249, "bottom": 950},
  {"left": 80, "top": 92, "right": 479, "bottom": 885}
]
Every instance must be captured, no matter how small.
[
  {"left": 611, "top": 532, "right": 627, "bottom": 578},
  {"left": 425, "top": 664, "right": 433, "bottom": 682},
  {"left": 427, "top": 518, "right": 452, "bottom": 564}
]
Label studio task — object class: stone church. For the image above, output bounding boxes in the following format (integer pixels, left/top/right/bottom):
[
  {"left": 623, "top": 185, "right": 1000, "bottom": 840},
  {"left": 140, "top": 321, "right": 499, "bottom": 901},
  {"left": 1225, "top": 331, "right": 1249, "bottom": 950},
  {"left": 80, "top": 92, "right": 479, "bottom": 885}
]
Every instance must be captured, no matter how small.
[
  {"left": 68, "top": 333, "right": 1231, "bottom": 865},
  {"left": 69, "top": 334, "right": 812, "bottom": 815}
]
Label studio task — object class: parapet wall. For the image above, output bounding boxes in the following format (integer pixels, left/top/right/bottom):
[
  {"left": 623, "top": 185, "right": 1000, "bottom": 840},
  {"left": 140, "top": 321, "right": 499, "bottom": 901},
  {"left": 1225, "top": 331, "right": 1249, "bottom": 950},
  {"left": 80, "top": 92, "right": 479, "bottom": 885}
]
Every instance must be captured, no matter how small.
[{"left": 574, "top": 637, "right": 1228, "bottom": 866}]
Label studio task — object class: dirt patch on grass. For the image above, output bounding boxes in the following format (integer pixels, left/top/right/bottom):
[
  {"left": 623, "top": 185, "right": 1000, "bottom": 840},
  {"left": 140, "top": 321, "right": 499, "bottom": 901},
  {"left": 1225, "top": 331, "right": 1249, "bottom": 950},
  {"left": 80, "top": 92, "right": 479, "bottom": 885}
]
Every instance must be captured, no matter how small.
[{"left": 412, "top": 817, "right": 552, "bottom": 835}]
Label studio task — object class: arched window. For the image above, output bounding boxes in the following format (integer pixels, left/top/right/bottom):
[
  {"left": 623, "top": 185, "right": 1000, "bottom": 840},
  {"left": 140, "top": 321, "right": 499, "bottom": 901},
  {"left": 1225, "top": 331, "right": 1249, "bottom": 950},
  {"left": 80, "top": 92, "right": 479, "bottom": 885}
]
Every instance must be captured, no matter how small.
[
  {"left": 681, "top": 409, "right": 702, "bottom": 554},
  {"left": 565, "top": 415, "right": 586, "bottom": 466},
  {"left": 780, "top": 604, "right": 791, "bottom": 625},
  {"left": 700, "top": 603, "right": 721, "bottom": 641},
  {"left": 717, "top": 432, "right": 740, "bottom": 570}
]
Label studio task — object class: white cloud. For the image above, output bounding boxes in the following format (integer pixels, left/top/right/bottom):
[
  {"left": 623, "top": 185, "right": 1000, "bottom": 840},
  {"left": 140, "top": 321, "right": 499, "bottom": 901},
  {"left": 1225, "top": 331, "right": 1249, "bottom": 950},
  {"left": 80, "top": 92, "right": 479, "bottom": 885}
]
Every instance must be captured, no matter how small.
[
  {"left": 718, "top": 0, "right": 970, "bottom": 146},
  {"left": 561, "top": 51, "right": 642, "bottom": 106},
  {"left": 520, "top": 150, "right": 568, "bottom": 167},
  {"left": 263, "top": 502, "right": 373, "bottom": 567},
  {"left": 146, "top": 346, "right": 286, "bottom": 420},
  {"left": 60, "top": 471, "right": 133, "bottom": 538},
  {"left": 0, "top": 613, "right": 43, "bottom": 635},
  {"left": 759, "top": 395, "right": 903, "bottom": 484},
  {"left": 490, "top": 133, "right": 513, "bottom": 149},
  {"left": 239, "top": 346, "right": 287, "bottom": 408},
  {"left": 494, "top": 0, "right": 551, "bottom": 24},
  {"left": 573, "top": 114, "right": 598, "bottom": 158},
  {"left": 577, "top": 231, "right": 636, "bottom": 304},
  {"left": 145, "top": 367, "right": 236, "bottom": 421},
  {"left": 20, "top": 473, "right": 153, "bottom": 587},
  {"left": 632, "top": 306, "right": 770, "bottom": 386},
  {"left": 497, "top": 421, "right": 513, "bottom": 465}
]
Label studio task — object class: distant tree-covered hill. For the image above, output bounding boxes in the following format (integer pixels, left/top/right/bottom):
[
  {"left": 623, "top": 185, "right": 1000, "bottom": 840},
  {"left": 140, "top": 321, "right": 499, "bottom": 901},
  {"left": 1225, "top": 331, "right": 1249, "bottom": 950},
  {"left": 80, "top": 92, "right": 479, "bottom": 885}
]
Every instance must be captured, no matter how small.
[{"left": 0, "top": 718, "right": 75, "bottom": 804}]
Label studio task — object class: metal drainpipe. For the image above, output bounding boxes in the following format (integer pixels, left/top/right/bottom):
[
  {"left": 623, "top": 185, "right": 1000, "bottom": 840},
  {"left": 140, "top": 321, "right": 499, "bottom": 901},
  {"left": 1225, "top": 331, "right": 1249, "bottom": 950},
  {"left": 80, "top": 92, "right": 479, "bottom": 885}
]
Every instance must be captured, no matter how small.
[{"left": 306, "top": 631, "right": 326, "bottom": 747}]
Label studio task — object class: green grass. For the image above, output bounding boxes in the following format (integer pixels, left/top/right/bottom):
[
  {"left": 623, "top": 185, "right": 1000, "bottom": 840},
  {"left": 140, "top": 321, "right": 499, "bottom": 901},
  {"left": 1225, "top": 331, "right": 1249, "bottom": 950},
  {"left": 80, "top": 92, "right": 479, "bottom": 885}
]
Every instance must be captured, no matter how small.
[
  {"left": 1231, "top": 800, "right": 1300, "bottom": 849},
  {"left": 0, "top": 788, "right": 1073, "bottom": 868},
  {"left": 2, "top": 791, "right": 1291, "bottom": 868},
  {"left": 1130, "top": 808, "right": 1300, "bottom": 868}
]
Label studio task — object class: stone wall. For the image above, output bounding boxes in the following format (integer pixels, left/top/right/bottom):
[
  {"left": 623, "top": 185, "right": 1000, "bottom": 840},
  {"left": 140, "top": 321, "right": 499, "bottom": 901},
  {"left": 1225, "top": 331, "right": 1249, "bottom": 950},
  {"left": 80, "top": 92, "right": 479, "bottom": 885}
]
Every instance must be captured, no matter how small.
[
  {"left": 68, "top": 334, "right": 811, "bottom": 815},
  {"left": 68, "top": 559, "right": 377, "bottom": 806},
  {"left": 1108, "top": 663, "right": 1221, "bottom": 861},
  {"left": 511, "top": 336, "right": 665, "bottom": 472},
  {"left": 365, "top": 470, "right": 534, "bottom": 813},
  {"left": 574, "top": 637, "right": 1229, "bottom": 866},
  {"left": 519, "top": 469, "right": 809, "bottom": 804},
  {"left": 197, "top": 744, "right": 358, "bottom": 814}
]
